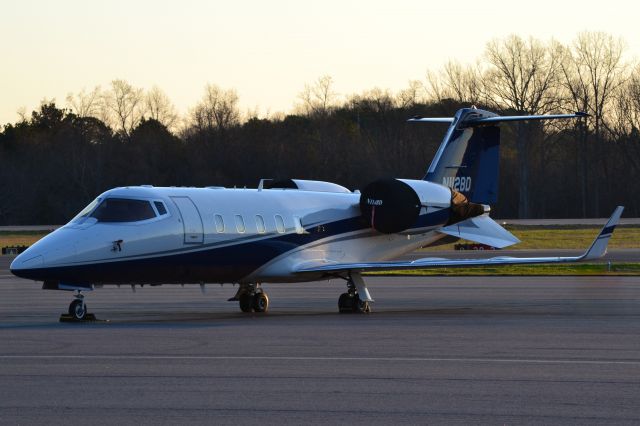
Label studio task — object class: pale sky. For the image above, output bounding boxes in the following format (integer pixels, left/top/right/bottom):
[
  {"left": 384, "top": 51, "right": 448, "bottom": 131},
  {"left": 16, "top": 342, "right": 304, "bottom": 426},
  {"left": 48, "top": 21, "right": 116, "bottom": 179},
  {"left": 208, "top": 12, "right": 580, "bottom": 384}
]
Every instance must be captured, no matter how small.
[{"left": 1, "top": 0, "right": 638, "bottom": 125}]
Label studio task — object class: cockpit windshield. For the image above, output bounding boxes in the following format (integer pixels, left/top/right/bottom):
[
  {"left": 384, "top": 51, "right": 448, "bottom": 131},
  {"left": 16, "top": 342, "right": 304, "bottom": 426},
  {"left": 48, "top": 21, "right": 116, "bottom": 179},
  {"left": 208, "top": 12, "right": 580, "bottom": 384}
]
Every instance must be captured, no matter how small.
[
  {"left": 71, "top": 197, "right": 158, "bottom": 224},
  {"left": 90, "top": 198, "right": 157, "bottom": 222},
  {"left": 70, "top": 198, "right": 100, "bottom": 223}
]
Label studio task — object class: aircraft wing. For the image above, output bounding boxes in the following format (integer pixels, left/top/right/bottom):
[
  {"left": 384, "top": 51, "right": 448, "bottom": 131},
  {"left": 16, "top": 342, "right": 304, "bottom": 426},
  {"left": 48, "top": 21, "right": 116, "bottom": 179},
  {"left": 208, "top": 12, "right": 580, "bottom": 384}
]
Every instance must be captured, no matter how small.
[{"left": 296, "top": 206, "right": 623, "bottom": 274}]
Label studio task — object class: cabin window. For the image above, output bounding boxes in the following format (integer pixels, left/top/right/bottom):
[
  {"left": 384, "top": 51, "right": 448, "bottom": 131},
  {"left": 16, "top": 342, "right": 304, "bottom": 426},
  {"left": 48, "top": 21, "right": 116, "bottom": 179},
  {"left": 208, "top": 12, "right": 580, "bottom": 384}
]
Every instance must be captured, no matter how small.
[
  {"left": 214, "top": 214, "right": 225, "bottom": 233},
  {"left": 235, "top": 215, "right": 246, "bottom": 233},
  {"left": 256, "top": 215, "right": 266, "bottom": 234},
  {"left": 90, "top": 198, "right": 156, "bottom": 222},
  {"left": 154, "top": 201, "right": 167, "bottom": 216},
  {"left": 275, "top": 215, "right": 285, "bottom": 234}
]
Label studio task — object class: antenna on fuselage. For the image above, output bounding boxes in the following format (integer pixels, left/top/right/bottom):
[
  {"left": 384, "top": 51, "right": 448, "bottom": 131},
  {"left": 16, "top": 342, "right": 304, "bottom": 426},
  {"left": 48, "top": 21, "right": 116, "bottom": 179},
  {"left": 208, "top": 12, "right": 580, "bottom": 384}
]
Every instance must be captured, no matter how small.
[{"left": 258, "top": 178, "right": 273, "bottom": 191}]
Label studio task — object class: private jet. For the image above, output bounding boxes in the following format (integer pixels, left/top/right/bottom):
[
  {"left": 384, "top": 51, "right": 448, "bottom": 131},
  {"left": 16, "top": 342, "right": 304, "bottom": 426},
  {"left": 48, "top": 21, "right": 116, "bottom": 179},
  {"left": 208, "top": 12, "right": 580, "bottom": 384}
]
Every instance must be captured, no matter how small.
[{"left": 10, "top": 107, "right": 624, "bottom": 319}]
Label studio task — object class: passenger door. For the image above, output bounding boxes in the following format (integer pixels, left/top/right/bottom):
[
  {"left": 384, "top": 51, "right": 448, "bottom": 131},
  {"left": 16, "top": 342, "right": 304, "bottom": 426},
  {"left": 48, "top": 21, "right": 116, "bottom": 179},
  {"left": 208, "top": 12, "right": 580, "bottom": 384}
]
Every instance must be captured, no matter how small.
[{"left": 171, "top": 196, "right": 204, "bottom": 244}]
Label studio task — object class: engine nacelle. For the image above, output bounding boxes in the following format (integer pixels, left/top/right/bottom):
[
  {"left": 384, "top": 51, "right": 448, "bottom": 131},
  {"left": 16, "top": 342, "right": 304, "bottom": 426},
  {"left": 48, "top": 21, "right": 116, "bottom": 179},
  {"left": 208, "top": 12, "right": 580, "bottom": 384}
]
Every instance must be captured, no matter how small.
[{"left": 359, "top": 178, "right": 451, "bottom": 233}]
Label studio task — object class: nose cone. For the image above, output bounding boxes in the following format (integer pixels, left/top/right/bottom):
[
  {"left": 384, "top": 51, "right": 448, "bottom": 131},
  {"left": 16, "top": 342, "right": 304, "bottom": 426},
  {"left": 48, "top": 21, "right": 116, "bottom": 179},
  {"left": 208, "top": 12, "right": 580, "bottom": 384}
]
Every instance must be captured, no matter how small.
[
  {"left": 9, "top": 227, "right": 78, "bottom": 281},
  {"left": 10, "top": 249, "right": 45, "bottom": 280}
]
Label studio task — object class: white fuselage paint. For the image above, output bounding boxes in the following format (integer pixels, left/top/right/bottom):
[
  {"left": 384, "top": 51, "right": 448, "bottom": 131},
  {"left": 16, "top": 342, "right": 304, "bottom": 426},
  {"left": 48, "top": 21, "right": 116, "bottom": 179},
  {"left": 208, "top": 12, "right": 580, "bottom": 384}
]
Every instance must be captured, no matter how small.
[{"left": 11, "top": 184, "right": 451, "bottom": 285}]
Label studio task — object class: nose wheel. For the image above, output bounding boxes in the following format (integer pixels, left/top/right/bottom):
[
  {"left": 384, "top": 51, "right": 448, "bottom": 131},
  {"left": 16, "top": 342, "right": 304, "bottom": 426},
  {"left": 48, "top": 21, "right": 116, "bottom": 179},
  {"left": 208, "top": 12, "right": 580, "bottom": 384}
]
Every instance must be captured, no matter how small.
[
  {"left": 69, "top": 298, "right": 87, "bottom": 320},
  {"left": 68, "top": 291, "right": 87, "bottom": 320},
  {"left": 61, "top": 291, "right": 97, "bottom": 322}
]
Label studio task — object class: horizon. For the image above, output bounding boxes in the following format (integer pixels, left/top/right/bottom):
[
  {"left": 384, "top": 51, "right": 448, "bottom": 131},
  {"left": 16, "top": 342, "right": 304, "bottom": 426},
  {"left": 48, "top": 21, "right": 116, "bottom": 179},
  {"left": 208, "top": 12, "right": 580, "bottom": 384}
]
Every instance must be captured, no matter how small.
[{"left": 2, "top": 0, "right": 639, "bottom": 125}]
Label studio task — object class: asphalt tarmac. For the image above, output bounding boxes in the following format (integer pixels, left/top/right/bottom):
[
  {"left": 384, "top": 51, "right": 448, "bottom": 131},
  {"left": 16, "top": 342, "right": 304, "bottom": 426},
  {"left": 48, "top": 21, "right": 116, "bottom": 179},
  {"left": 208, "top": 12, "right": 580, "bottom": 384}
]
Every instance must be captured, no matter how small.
[{"left": 1, "top": 256, "right": 639, "bottom": 425}]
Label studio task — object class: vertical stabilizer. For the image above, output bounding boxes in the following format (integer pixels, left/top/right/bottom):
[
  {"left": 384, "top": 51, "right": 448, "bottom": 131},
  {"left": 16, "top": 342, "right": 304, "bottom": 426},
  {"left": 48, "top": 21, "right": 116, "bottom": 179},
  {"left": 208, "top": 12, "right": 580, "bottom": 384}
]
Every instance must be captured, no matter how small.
[
  {"left": 409, "top": 108, "right": 588, "bottom": 205},
  {"left": 422, "top": 108, "right": 500, "bottom": 204}
]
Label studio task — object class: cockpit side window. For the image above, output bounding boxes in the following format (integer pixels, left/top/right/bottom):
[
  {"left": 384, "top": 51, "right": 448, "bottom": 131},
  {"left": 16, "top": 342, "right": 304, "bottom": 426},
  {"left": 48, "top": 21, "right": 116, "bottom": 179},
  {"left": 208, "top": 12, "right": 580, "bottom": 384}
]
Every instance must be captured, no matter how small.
[
  {"left": 154, "top": 201, "right": 168, "bottom": 215},
  {"left": 90, "top": 198, "right": 157, "bottom": 222},
  {"left": 70, "top": 198, "right": 100, "bottom": 223}
]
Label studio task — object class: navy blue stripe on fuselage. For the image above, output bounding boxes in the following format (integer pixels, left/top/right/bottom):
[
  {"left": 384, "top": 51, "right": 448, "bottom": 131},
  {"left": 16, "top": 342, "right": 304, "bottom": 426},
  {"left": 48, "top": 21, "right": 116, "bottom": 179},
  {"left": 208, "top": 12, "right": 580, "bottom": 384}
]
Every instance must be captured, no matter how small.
[{"left": 14, "top": 215, "right": 366, "bottom": 284}]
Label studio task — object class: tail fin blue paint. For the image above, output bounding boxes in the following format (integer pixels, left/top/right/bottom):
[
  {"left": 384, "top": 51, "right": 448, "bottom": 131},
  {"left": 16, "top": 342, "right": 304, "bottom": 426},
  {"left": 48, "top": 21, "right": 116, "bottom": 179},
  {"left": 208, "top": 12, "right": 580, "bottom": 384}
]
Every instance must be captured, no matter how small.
[
  {"left": 409, "top": 108, "right": 588, "bottom": 205},
  {"left": 419, "top": 108, "right": 500, "bottom": 204}
]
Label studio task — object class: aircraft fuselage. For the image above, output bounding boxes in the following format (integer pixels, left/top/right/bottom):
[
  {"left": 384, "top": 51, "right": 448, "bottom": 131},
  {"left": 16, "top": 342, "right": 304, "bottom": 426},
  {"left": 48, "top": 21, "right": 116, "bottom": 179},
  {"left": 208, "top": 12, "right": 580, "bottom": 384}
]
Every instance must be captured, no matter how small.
[{"left": 11, "top": 184, "right": 451, "bottom": 286}]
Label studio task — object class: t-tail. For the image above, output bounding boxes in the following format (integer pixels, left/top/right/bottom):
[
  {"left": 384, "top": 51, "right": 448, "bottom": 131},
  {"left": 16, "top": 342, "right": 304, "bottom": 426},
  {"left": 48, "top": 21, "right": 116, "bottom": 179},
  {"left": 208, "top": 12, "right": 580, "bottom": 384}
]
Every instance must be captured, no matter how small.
[{"left": 408, "top": 107, "right": 588, "bottom": 204}]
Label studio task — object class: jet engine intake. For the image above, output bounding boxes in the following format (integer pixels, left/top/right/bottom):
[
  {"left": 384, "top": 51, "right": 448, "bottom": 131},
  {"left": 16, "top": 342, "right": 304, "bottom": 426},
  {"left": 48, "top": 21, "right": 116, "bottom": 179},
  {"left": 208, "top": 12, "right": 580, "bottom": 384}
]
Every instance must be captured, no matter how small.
[{"left": 359, "top": 178, "right": 451, "bottom": 233}]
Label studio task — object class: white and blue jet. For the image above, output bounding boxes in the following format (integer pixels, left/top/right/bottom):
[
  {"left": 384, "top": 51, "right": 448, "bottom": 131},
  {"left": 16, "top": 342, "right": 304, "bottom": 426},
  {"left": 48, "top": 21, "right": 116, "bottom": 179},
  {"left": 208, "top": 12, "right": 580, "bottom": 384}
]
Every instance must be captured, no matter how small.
[{"left": 10, "top": 107, "right": 624, "bottom": 319}]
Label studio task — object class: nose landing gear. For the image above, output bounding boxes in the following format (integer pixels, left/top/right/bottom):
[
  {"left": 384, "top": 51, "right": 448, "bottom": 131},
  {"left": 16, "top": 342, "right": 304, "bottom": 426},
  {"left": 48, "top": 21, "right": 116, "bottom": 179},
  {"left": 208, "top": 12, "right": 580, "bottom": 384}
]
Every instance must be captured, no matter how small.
[
  {"left": 61, "top": 290, "right": 97, "bottom": 322},
  {"left": 69, "top": 296, "right": 87, "bottom": 320}
]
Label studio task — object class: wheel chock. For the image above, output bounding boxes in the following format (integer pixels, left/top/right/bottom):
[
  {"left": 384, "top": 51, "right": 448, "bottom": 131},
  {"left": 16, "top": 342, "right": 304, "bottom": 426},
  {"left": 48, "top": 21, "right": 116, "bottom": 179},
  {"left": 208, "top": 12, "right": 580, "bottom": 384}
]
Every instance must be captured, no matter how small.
[{"left": 59, "top": 313, "right": 107, "bottom": 323}]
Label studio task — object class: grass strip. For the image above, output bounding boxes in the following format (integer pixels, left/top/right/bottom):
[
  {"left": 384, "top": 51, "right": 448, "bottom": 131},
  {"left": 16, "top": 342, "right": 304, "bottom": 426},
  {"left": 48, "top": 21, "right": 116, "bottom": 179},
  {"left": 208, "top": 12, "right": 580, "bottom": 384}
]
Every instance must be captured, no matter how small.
[{"left": 0, "top": 231, "right": 51, "bottom": 247}]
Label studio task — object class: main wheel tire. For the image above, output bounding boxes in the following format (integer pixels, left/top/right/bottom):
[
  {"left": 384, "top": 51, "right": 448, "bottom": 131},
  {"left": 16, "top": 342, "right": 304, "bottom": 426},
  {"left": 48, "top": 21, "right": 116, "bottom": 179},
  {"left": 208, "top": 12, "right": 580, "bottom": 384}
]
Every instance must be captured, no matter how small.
[
  {"left": 338, "top": 292, "right": 354, "bottom": 313},
  {"left": 239, "top": 293, "right": 254, "bottom": 313},
  {"left": 253, "top": 292, "right": 269, "bottom": 313},
  {"left": 68, "top": 299, "right": 87, "bottom": 320}
]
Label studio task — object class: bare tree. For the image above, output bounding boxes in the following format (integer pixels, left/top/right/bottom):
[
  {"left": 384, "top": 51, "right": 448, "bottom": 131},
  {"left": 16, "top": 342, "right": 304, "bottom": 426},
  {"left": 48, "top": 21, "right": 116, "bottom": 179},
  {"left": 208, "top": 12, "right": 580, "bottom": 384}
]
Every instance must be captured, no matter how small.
[
  {"left": 145, "top": 86, "right": 179, "bottom": 131},
  {"left": 66, "top": 86, "right": 103, "bottom": 118},
  {"left": 608, "top": 66, "right": 640, "bottom": 174},
  {"left": 485, "top": 36, "right": 563, "bottom": 113},
  {"left": 396, "top": 80, "right": 426, "bottom": 108},
  {"left": 297, "top": 75, "right": 338, "bottom": 116},
  {"left": 558, "top": 44, "right": 593, "bottom": 217},
  {"left": 103, "top": 79, "right": 146, "bottom": 138},
  {"left": 559, "top": 32, "right": 627, "bottom": 216},
  {"left": 16, "top": 106, "right": 28, "bottom": 123},
  {"left": 190, "top": 84, "right": 240, "bottom": 133},
  {"left": 484, "top": 35, "right": 563, "bottom": 218},
  {"left": 573, "top": 32, "right": 627, "bottom": 139},
  {"left": 426, "top": 60, "right": 485, "bottom": 105},
  {"left": 348, "top": 88, "right": 396, "bottom": 113}
]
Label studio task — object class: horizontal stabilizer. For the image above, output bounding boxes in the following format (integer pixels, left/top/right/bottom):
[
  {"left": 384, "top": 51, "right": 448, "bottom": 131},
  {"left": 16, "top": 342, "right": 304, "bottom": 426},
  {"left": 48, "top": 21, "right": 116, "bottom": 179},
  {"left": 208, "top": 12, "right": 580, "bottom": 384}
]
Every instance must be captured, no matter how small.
[
  {"left": 408, "top": 116, "right": 454, "bottom": 123},
  {"left": 437, "top": 215, "right": 520, "bottom": 249},
  {"left": 408, "top": 111, "right": 588, "bottom": 127},
  {"left": 464, "top": 112, "right": 588, "bottom": 126}
]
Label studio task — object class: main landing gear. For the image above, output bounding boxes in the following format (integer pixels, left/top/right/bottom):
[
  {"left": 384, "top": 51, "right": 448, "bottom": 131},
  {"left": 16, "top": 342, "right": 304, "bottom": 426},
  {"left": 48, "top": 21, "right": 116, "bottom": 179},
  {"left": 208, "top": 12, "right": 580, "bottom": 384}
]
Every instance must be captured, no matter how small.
[
  {"left": 230, "top": 284, "right": 270, "bottom": 313},
  {"left": 338, "top": 273, "right": 374, "bottom": 313}
]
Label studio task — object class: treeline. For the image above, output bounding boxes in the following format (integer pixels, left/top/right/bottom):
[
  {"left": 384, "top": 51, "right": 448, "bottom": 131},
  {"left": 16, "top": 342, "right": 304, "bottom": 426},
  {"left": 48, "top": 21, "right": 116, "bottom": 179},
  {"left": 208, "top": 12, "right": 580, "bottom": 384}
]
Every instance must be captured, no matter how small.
[{"left": 1, "top": 31, "right": 639, "bottom": 224}]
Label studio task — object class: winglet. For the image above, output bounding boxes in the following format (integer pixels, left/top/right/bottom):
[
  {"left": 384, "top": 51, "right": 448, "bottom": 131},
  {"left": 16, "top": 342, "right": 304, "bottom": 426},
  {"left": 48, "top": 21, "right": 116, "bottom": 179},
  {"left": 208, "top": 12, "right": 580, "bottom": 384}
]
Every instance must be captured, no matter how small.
[{"left": 580, "top": 206, "right": 624, "bottom": 260}]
